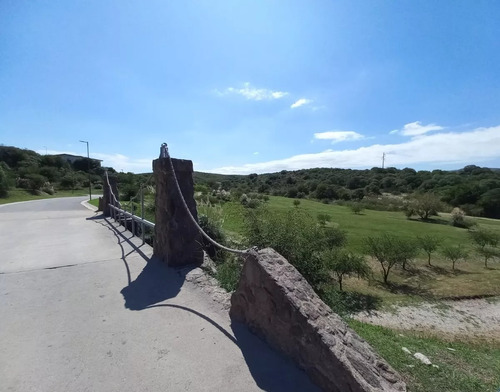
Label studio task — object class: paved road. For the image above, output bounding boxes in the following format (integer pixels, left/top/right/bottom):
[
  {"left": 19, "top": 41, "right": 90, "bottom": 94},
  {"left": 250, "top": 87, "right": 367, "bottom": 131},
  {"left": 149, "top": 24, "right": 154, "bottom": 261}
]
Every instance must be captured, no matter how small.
[{"left": 0, "top": 197, "right": 318, "bottom": 392}]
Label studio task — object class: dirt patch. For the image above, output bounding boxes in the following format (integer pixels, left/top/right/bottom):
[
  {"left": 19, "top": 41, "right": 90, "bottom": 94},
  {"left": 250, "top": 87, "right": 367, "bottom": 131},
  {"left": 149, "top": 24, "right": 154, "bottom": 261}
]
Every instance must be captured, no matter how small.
[{"left": 354, "top": 298, "right": 500, "bottom": 341}]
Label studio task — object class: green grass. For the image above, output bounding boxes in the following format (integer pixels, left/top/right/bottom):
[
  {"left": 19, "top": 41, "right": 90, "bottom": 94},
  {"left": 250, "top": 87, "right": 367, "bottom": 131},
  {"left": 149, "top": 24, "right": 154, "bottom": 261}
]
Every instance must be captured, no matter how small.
[
  {"left": 220, "top": 196, "right": 500, "bottom": 304},
  {"left": 88, "top": 198, "right": 99, "bottom": 208},
  {"left": 217, "top": 196, "right": 500, "bottom": 391},
  {"left": 0, "top": 188, "right": 90, "bottom": 205},
  {"left": 222, "top": 196, "right": 500, "bottom": 253},
  {"left": 349, "top": 320, "right": 500, "bottom": 392}
]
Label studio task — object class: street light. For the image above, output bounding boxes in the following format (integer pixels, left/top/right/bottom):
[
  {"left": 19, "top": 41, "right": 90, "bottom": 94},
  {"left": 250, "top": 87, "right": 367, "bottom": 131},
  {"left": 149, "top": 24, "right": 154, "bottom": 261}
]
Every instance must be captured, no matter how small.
[{"left": 79, "top": 140, "right": 92, "bottom": 201}]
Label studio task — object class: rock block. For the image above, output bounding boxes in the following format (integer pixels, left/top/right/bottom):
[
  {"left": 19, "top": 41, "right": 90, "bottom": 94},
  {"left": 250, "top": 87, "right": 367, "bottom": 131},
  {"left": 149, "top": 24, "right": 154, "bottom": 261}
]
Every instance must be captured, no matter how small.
[
  {"left": 230, "top": 248, "right": 406, "bottom": 392},
  {"left": 152, "top": 158, "right": 203, "bottom": 267}
]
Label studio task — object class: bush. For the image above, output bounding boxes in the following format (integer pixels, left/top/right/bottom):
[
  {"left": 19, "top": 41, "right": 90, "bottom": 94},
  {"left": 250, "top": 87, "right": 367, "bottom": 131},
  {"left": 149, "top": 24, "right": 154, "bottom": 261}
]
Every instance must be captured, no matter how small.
[
  {"left": 317, "top": 213, "right": 331, "bottom": 226},
  {"left": 349, "top": 202, "right": 364, "bottom": 215},
  {"left": 0, "top": 166, "right": 9, "bottom": 197},
  {"left": 41, "top": 182, "right": 55, "bottom": 195},
  {"left": 197, "top": 201, "right": 226, "bottom": 261},
  {"left": 244, "top": 207, "right": 346, "bottom": 289}
]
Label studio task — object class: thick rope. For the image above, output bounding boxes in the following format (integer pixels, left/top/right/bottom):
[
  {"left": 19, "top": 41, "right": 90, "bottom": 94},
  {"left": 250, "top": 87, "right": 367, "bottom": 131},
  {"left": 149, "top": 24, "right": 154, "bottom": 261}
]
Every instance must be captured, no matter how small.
[
  {"left": 162, "top": 143, "right": 251, "bottom": 255},
  {"left": 104, "top": 171, "right": 122, "bottom": 208}
]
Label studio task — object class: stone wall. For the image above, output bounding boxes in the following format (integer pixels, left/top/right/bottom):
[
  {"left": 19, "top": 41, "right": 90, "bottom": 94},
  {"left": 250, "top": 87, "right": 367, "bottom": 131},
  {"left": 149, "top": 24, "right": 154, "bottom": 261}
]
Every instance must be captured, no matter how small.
[
  {"left": 230, "top": 248, "right": 406, "bottom": 392},
  {"left": 152, "top": 158, "right": 203, "bottom": 267}
]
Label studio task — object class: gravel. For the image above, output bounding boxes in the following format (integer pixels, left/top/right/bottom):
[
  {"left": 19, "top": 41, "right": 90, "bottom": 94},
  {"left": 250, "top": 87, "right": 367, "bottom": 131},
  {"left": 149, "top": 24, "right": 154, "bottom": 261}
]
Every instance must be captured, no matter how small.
[{"left": 354, "top": 298, "right": 500, "bottom": 340}]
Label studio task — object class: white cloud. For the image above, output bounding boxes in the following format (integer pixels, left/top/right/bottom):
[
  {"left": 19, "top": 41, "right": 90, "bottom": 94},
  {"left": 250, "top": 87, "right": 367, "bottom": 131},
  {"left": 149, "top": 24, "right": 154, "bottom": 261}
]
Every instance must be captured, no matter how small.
[
  {"left": 393, "top": 121, "right": 445, "bottom": 136},
  {"left": 313, "top": 131, "right": 364, "bottom": 143},
  {"left": 210, "top": 126, "right": 500, "bottom": 174},
  {"left": 253, "top": 152, "right": 259, "bottom": 155},
  {"left": 291, "top": 98, "right": 312, "bottom": 109},
  {"left": 218, "top": 82, "right": 288, "bottom": 101}
]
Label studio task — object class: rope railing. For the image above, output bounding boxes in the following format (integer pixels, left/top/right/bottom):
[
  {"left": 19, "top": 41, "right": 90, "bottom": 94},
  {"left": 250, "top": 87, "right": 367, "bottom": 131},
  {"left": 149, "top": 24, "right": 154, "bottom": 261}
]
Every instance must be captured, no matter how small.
[
  {"left": 104, "top": 145, "right": 254, "bottom": 256},
  {"left": 160, "top": 143, "right": 252, "bottom": 256},
  {"left": 104, "top": 170, "right": 154, "bottom": 244}
]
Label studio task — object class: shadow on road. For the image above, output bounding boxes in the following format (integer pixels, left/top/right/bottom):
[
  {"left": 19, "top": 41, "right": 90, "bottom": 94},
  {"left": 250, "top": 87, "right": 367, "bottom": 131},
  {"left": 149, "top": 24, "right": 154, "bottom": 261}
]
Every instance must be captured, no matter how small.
[{"left": 89, "top": 213, "right": 319, "bottom": 392}]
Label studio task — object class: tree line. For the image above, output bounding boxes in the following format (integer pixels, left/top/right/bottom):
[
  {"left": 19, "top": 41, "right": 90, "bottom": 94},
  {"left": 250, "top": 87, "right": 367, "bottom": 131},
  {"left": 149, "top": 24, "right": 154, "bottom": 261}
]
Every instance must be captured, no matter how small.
[{"left": 194, "top": 165, "right": 500, "bottom": 219}]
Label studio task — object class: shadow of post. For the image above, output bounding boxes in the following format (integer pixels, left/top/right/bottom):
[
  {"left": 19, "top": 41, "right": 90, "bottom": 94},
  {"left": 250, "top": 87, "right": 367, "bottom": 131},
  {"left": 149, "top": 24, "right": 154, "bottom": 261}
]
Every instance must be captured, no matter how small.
[{"left": 87, "top": 213, "right": 319, "bottom": 391}]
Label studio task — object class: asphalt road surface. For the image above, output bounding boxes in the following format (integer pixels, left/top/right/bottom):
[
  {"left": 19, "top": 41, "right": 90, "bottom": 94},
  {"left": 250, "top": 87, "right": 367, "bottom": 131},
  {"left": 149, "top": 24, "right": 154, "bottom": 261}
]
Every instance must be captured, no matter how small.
[{"left": 0, "top": 197, "right": 318, "bottom": 392}]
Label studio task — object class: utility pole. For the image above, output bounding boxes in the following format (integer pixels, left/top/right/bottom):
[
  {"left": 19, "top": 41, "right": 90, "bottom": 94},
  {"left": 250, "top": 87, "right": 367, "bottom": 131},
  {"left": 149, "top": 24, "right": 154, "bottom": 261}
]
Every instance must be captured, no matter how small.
[
  {"left": 79, "top": 140, "right": 92, "bottom": 201},
  {"left": 382, "top": 152, "right": 386, "bottom": 169}
]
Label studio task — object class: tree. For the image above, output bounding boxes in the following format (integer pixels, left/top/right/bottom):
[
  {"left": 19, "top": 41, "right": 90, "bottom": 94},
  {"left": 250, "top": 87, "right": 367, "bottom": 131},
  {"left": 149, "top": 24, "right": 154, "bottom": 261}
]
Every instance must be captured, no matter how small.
[
  {"left": 417, "top": 234, "right": 441, "bottom": 266},
  {"left": 469, "top": 229, "right": 500, "bottom": 267},
  {"left": 321, "top": 249, "right": 371, "bottom": 291},
  {"left": 364, "top": 233, "right": 400, "bottom": 284},
  {"left": 403, "top": 192, "right": 442, "bottom": 220},
  {"left": 317, "top": 213, "right": 331, "bottom": 226},
  {"left": 394, "top": 237, "right": 419, "bottom": 271},
  {"left": 441, "top": 245, "right": 468, "bottom": 270},
  {"left": 477, "top": 246, "right": 500, "bottom": 268},
  {"left": 479, "top": 188, "right": 500, "bottom": 219}
]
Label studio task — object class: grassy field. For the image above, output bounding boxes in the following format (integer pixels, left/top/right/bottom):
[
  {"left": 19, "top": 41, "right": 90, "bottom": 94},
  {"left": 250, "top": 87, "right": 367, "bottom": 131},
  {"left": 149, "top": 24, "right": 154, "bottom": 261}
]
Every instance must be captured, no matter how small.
[
  {"left": 220, "top": 196, "right": 500, "bottom": 305},
  {"left": 0, "top": 188, "right": 91, "bottom": 205},
  {"left": 349, "top": 321, "right": 500, "bottom": 392},
  {"left": 220, "top": 196, "right": 500, "bottom": 391}
]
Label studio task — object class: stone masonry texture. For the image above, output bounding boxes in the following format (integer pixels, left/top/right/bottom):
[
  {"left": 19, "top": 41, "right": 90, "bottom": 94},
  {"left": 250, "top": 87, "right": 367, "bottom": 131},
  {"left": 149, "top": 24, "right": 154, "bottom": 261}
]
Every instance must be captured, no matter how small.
[
  {"left": 230, "top": 248, "right": 406, "bottom": 392},
  {"left": 153, "top": 158, "right": 203, "bottom": 267}
]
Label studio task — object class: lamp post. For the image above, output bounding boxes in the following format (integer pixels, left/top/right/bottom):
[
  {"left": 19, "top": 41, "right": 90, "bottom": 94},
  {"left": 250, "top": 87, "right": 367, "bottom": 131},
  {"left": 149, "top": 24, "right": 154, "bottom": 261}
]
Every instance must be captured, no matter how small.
[{"left": 79, "top": 140, "right": 92, "bottom": 201}]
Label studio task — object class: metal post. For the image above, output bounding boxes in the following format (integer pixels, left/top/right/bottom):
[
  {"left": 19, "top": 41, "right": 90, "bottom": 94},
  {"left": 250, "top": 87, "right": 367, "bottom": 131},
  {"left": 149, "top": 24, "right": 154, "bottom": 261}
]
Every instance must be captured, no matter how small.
[
  {"left": 141, "top": 186, "right": 145, "bottom": 244},
  {"left": 79, "top": 140, "right": 92, "bottom": 201},
  {"left": 131, "top": 201, "right": 135, "bottom": 236}
]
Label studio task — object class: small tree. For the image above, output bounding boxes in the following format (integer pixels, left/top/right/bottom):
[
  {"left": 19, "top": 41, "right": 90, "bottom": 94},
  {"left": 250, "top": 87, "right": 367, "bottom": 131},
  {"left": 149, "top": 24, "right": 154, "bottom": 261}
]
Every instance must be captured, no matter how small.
[
  {"left": 293, "top": 199, "right": 301, "bottom": 208},
  {"left": 417, "top": 234, "right": 441, "bottom": 266},
  {"left": 441, "top": 244, "right": 468, "bottom": 270},
  {"left": 321, "top": 249, "right": 371, "bottom": 291},
  {"left": 364, "top": 233, "right": 399, "bottom": 284},
  {"left": 317, "top": 213, "right": 331, "bottom": 226},
  {"left": 349, "top": 202, "right": 364, "bottom": 215},
  {"left": 477, "top": 246, "right": 500, "bottom": 268},
  {"left": 404, "top": 192, "right": 442, "bottom": 220},
  {"left": 469, "top": 229, "right": 499, "bottom": 268}
]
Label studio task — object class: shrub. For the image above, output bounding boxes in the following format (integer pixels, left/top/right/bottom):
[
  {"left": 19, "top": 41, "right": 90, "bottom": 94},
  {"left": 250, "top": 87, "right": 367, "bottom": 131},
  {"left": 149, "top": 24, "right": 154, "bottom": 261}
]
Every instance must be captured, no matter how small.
[
  {"left": 450, "top": 207, "right": 475, "bottom": 228},
  {"left": 349, "top": 202, "right": 364, "bottom": 215},
  {"left": 317, "top": 213, "right": 331, "bottom": 226},
  {"left": 244, "top": 207, "right": 346, "bottom": 289},
  {"left": 197, "top": 201, "right": 226, "bottom": 261},
  {"left": 215, "top": 257, "right": 242, "bottom": 292},
  {"left": 0, "top": 166, "right": 9, "bottom": 197}
]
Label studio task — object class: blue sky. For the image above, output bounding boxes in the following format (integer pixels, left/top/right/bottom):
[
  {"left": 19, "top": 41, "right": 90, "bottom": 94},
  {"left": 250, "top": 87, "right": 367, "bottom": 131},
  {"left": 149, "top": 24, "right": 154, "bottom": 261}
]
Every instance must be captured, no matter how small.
[{"left": 1, "top": 1, "right": 499, "bottom": 174}]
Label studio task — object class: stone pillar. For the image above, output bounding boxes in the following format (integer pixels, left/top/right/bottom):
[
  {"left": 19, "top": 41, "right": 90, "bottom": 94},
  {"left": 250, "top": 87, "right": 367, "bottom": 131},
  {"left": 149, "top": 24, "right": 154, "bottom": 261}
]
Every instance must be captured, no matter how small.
[
  {"left": 102, "top": 174, "right": 119, "bottom": 217},
  {"left": 152, "top": 157, "right": 203, "bottom": 267}
]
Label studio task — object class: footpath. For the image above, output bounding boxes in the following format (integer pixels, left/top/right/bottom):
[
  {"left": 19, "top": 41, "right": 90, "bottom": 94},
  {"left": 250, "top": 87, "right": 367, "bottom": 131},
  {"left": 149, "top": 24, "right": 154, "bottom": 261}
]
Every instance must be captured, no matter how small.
[{"left": 0, "top": 197, "right": 318, "bottom": 392}]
